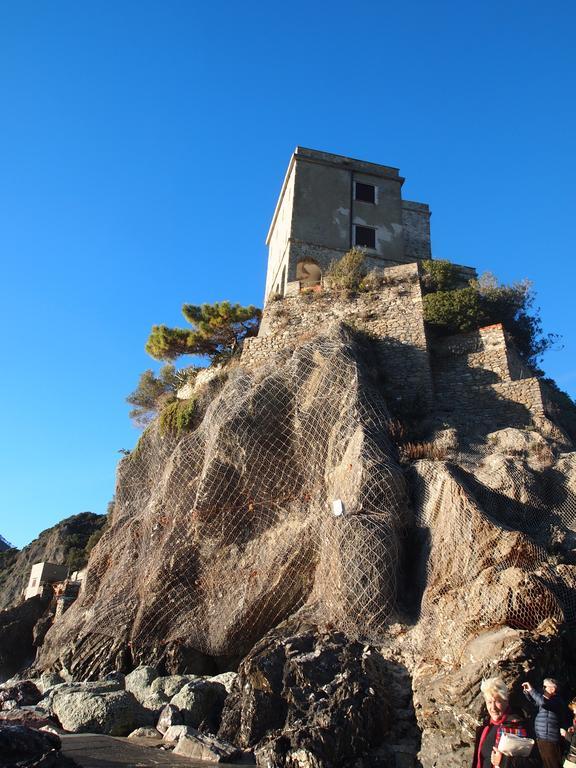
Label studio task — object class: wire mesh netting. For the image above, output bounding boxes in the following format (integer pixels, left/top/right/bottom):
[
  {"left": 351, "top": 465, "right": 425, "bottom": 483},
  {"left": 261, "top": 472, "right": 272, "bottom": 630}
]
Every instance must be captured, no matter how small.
[
  {"left": 67, "top": 330, "right": 408, "bottom": 659},
  {"left": 39, "top": 324, "right": 576, "bottom": 674},
  {"left": 412, "top": 436, "right": 576, "bottom": 661}
]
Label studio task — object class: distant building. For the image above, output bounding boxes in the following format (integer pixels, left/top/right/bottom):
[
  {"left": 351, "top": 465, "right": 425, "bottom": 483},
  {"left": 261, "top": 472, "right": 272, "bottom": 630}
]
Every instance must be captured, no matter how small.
[
  {"left": 24, "top": 562, "right": 69, "bottom": 600},
  {"left": 265, "top": 147, "right": 432, "bottom": 300}
]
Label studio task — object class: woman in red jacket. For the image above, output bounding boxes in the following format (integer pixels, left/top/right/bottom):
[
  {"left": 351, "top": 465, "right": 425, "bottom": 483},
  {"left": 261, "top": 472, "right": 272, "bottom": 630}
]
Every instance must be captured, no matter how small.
[{"left": 474, "top": 677, "right": 535, "bottom": 768}]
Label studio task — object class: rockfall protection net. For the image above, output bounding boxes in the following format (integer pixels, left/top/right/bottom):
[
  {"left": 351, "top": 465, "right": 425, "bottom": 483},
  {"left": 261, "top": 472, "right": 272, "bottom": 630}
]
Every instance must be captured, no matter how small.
[
  {"left": 58, "top": 328, "right": 576, "bottom": 665},
  {"left": 79, "top": 333, "right": 407, "bottom": 657},
  {"left": 413, "top": 436, "right": 576, "bottom": 662}
]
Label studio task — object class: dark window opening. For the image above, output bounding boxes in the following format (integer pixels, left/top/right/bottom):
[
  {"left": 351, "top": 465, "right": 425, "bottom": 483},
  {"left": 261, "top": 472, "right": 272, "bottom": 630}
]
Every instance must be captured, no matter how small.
[
  {"left": 355, "top": 225, "right": 376, "bottom": 249},
  {"left": 355, "top": 182, "right": 376, "bottom": 203}
]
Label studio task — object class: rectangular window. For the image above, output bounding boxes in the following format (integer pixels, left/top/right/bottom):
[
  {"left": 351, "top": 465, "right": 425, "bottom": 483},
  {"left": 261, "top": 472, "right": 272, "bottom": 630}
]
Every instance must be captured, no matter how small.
[
  {"left": 354, "top": 225, "right": 376, "bottom": 249},
  {"left": 355, "top": 182, "right": 376, "bottom": 204}
]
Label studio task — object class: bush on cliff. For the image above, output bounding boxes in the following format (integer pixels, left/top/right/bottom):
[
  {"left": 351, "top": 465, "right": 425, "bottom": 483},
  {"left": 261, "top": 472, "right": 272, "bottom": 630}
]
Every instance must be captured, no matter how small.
[
  {"left": 326, "top": 247, "right": 367, "bottom": 291},
  {"left": 126, "top": 365, "right": 182, "bottom": 427},
  {"left": 422, "top": 264, "right": 558, "bottom": 371},
  {"left": 159, "top": 399, "right": 196, "bottom": 436},
  {"left": 145, "top": 302, "right": 261, "bottom": 364}
]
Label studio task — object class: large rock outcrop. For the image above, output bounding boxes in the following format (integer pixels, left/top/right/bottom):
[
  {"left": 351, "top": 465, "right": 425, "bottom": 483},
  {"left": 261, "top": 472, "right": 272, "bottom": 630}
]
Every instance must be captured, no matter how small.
[
  {"left": 30, "top": 319, "right": 576, "bottom": 767},
  {"left": 0, "top": 595, "right": 52, "bottom": 681},
  {"left": 39, "top": 327, "right": 407, "bottom": 678},
  {"left": 218, "top": 622, "right": 396, "bottom": 768}
]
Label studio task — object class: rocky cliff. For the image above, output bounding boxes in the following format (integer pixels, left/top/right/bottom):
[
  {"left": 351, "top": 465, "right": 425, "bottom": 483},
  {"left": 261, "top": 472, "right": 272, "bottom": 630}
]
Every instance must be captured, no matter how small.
[{"left": 30, "top": 300, "right": 576, "bottom": 766}]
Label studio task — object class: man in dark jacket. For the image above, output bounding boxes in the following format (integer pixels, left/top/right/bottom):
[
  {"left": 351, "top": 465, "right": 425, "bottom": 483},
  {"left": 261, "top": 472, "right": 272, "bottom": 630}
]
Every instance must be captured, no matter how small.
[{"left": 522, "top": 679, "right": 570, "bottom": 768}]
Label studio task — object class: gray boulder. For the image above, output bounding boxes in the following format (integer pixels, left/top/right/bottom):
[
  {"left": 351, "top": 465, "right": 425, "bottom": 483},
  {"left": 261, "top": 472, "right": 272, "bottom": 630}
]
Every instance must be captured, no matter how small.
[
  {"left": 156, "top": 703, "right": 183, "bottom": 735},
  {"left": 39, "top": 672, "right": 64, "bottom": 693},
  {"left": 174, "top": 730, "right": 240, "bottom": 762},
  {"left": 170, "top": 679, "right": 227, "bottom": 730},
  {"left": 140, "top": 692, "right": 169, "bottom": 714},
  {"left": 209, "top": 672, "right": 238, "bottom": 694},
  {"left": 163, "top": 724, "right": 195, "bottom": 742},
  {"left": 39, "top": 679, "right": 123, "bottom": 713},
  {"left": 50, "top": 689, "right": 152, "bottom": 736},
  {"left": 151, "top": 675, "right": 197, "bottom": 698},
  {"left": 128, "top": 726, "right": 163, "bottom": 738},
  {"left": 125, "top": 666, "right": 159, "bottom": 694}
]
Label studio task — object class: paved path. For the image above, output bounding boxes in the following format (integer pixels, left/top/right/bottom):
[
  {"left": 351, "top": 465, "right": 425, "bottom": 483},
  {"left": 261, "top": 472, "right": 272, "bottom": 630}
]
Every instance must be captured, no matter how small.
[{"left": 60, "top": 733, "right": 203, "bottom": 767}]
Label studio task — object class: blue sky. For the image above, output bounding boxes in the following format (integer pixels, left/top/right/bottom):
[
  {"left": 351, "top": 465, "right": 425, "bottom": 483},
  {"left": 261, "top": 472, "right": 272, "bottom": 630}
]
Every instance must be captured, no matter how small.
[{"left": 0, "top": 1, "right": 574, "bottom": 548}]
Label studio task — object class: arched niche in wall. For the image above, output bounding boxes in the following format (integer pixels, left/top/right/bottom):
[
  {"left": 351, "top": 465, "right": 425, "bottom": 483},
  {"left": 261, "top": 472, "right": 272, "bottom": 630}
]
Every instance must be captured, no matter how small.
[{"left": 296, "top": 259, "right": 322, "bottom": 288}]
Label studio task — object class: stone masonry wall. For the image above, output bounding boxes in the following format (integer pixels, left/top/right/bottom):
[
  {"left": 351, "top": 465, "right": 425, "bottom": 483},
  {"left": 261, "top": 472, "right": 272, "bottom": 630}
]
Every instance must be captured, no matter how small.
[
  {"left": 432, "top": 324, "right": 520, "bottom": 387},
  {"left": 243, "top": 262, "right": 434, "bottom": 412},
  {"left": 246, "top": 263, "right": 555, "bottom": 435},
  {"left": 401, "top": 201, "right": 431, "bottom": 261},
  {"left": 431, "top": 325, "right": 548, "bottom": 431}
]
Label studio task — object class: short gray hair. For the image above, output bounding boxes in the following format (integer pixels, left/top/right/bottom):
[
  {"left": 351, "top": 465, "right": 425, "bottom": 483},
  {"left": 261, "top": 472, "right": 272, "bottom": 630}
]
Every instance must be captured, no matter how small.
[
  {"left": 544, "top": 678, "right": 559, "bottom": 689},
  {"left": 481, "top": 677, "right": 510, "bottom": 703}
]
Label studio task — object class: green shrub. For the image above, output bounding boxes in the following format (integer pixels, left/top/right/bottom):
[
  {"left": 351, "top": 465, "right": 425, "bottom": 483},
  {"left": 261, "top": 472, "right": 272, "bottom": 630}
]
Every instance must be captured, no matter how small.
[
  {"left": 422, "top": 265, "right": 558, "bottom": 371},
  {"left": 420, "top": 259, "right": 458, "bottom": 293},
  {"left": 126, "top": 364, "right": 183, "bottom": 427},
  {"left": 159, "top": 398, "right": 196, "bottom": 436},
  {"left": 423, "top": 286, "right": 482, "bottom": 333},
  {"left": 326, "top": 247, "right": 367, "bottom": 291}
]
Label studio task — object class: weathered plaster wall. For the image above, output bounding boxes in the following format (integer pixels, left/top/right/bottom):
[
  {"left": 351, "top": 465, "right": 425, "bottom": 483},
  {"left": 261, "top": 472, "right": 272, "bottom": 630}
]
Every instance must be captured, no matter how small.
[
  {"left": 265, "top": 148, "right": 433, "bottom": 301},
  {"left": 265, "top": 161, "right": 296, "bottom": 298},
  {"left": 351, "top": 171, "right": 405, "bottom": 264},
  {"left": 291, "top": 160, "right": 351, "bottom": 252}
]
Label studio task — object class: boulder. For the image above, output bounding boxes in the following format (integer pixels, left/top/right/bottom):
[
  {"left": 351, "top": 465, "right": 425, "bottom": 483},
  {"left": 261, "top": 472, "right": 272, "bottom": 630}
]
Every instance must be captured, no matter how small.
[
  {"left": 218, "top": 626, "right": 391, "bottom": 768},
  {"left": 0, "top": 680, "right": 42, "bottom": 710},
  {"left": 174, "top": 730, "right": 240, "bottom": 762},
  {"left": 0, "top": 708, "right": 58, "bottom": 731},
  {"left": 140, "top": 692, "right": 169, "bottom": 715},
  {"left": 170, "top": 679, "right": 227, "bottom": 731},
  {"left": 128, "top": 726, "right": 163, "bottom": 738},
  {"left": 209, "top": 672, "right": 238, "bottom": 694},
  {"left": 39, "top": 672, "right": 64, "bottom": 694},
  {"left": 156, "top": 703, "right": 183, "bottom": 735},
  {"left": 151, "top": 675, "right": 197, "bottom": 698},
  {"left": 0, "top": 724, "right": 61, "bottom": 768},
  {"left": 49, "top": 689, "right": 152, "bottom": 736},
  {"left": 163, "top": 724, "right": 196, "bottom": 742},
  {"left": 39, "top": 679, "right": 123, "bottom": 713},
  {"left": 124, "top": 666, "right": 159, "bottom": 696},
  {"left": 102, "top": 671, "right": 125, "bottom": 686}
]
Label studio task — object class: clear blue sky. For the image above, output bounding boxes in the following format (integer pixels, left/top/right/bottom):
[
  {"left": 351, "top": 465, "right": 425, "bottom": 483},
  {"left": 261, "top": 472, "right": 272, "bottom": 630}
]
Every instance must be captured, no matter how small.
[{"left": 1, "top": 1, "right": 575, "bottom": 548}]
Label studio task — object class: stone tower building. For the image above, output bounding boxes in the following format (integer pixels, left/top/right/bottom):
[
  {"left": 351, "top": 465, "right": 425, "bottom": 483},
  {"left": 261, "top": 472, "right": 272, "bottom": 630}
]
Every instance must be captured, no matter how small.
[{"left": 265, "top": 147, "right": 432, "bottom": 300}]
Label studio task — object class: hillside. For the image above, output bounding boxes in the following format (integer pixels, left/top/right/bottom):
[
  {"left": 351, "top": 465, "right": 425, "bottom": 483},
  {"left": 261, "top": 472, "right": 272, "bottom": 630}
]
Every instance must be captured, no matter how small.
[{"left": 0, "top": 512, "right": 106, "bottom": 611}]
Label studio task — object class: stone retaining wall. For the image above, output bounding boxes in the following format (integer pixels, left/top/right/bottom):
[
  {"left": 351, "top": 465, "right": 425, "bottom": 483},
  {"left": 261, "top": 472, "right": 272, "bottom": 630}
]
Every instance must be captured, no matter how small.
[
  {"left": 244, "top": 262, "right": 557, "bottom": 432},
  {"left": 243, "top": 263, "right": 434, "bottom": 410}
]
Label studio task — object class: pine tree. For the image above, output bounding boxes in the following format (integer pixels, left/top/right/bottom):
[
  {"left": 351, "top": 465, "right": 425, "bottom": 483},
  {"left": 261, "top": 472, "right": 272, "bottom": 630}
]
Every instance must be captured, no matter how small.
[{"left": 145, "top": 301, "right": 261, "bottom": 364}]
